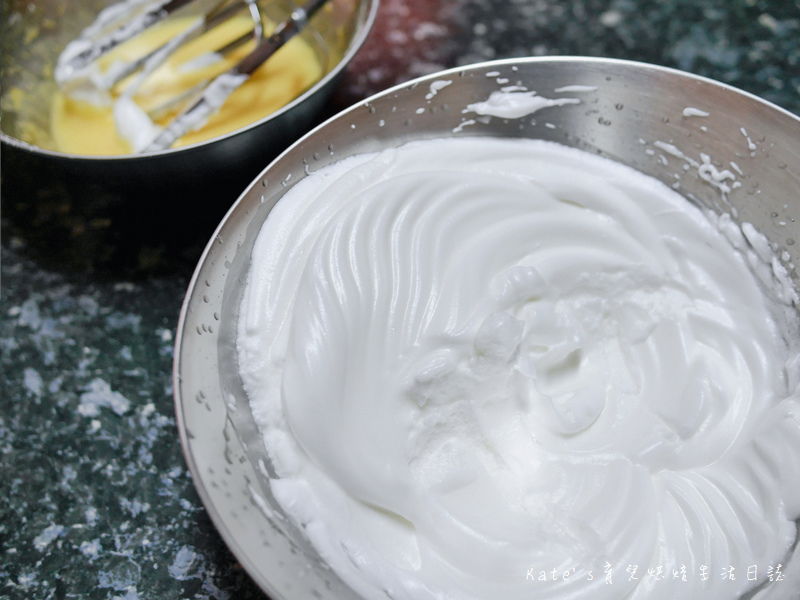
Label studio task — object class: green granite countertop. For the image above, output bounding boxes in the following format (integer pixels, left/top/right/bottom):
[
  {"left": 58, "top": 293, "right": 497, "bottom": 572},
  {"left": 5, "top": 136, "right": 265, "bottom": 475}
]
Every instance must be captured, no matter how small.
[{"left": 2, "top": 0, "right": 799, "bottom": 598}]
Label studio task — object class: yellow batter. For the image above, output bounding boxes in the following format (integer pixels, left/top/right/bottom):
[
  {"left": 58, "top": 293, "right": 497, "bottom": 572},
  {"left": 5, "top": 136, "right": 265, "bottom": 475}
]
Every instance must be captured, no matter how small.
[{"left": 51, "top": 13, "right": 324, "bottom": 155}]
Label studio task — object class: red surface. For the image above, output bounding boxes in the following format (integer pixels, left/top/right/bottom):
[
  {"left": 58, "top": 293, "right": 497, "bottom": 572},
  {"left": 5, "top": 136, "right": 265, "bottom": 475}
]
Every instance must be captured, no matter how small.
[{"left": 334, "top": 0, "right": 465, "bottom": 105}]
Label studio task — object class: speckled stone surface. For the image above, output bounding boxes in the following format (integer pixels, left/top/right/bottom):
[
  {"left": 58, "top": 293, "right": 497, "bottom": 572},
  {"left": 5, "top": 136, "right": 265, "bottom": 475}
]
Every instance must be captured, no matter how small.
[{"left": 2, "top": 0, "right": 799, "bottom": 598}]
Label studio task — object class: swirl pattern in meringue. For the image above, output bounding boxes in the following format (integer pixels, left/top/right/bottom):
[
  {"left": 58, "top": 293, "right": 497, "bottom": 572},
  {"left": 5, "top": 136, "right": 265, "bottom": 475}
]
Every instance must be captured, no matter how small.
[{"left": 237, "top": 137, "right": 800, "bottom": 600}]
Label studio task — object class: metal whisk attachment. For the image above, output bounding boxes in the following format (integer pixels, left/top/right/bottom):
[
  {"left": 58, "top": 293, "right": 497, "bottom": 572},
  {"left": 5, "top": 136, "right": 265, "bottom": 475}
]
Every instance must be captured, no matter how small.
[
  {"left": 146, "top": 0, "right": 329, "bottom": 151},
  {"left": 55, "top": 0, "right": 330, "bottom": 152}
]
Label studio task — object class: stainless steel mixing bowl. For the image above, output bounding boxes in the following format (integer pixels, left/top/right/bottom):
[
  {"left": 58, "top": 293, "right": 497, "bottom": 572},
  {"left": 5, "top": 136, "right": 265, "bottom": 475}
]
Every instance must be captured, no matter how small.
[
  {"left": 0, "top": 0, "right": 378, "bottom": 273},
  {"left": 174, "top": 57, "right": 800, "bottom": 599}
]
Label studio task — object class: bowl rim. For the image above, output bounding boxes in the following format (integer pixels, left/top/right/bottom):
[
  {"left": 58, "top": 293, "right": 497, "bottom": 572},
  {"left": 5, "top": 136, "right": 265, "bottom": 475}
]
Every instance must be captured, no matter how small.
[
  {"left": 0, "top": 0, "right": 381, "bottom": 161},
  {"left": 172, "top": 55, "right": 800, "bottom": 599},
  {"left": 176, "top": 54, "right": 800, "bottom": 282}
]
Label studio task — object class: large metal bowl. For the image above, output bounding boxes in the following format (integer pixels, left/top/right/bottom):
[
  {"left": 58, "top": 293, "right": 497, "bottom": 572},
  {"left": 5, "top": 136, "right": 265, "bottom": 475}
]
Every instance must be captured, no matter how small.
[
  {"left": 0, "top": 0, "right": 378, "bottom": 273},
  {"left": 174, "top": 57, "right": 800, "bottom": 599}
]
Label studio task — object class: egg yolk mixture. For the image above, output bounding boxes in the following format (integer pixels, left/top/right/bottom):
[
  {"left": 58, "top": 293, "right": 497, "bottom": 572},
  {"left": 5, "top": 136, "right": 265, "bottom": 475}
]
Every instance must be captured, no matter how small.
[{"left": 51, "top": 13, "right": 324, "bottom": 155}]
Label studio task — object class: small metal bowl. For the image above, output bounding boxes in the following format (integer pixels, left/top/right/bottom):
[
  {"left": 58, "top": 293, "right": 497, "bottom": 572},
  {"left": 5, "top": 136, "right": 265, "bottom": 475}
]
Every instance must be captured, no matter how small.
[
  {"left": 0, "top": 0, "right": 378, "bottom": 274},
  {"left": 174, "top": 57, "right": 800, "bottom": 599}
]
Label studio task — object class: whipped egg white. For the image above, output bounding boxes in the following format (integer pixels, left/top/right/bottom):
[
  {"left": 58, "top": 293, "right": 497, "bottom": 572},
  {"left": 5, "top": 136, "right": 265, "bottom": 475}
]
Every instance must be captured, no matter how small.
[{"left": 237, "top": 137, "right": 800, "bottom": 600}]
